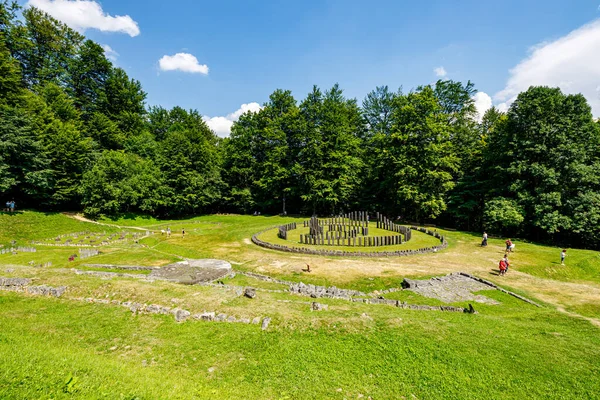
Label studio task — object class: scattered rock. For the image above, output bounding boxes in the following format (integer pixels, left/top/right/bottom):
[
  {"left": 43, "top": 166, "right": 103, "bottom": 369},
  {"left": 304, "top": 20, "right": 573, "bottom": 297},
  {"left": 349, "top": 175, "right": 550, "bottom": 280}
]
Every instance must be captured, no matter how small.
[
  {"left": 26, "top": 285, "right": 66, "bottom": 297},
  {"left": 174, "top": 309, "right": 191, "bottom": 322},
  {"left": 216, "top": 313, "right": 227, "bottom": 322},
  {"left": 129, "top": 302, "right": 144, "bottom": 313},
  {"left": 227, "top": 316, "right": 237, "bottom": 323},
  {"left": 0, "top": 277, "right": 32, "bottom": 287},
  {"left": 289, "top": 282, "right": 365, "bottom": 299},
  {"left": 251, "top": 317, "right": 261, "bottom": 325},
  {"left": 261, "top": 317, "right": 271, "bottom": 330},
  {"left": 244, "top": 287, "right": 256, "bottom": 299},
  {"left": 312, "top": 302, "right": 328, "bottom": 311},
  {"left": 197, "top": 312, "right": 215, "bottom": 321},
  {"left": 207, "top": 367, "right": 215, "bottom": 373}
]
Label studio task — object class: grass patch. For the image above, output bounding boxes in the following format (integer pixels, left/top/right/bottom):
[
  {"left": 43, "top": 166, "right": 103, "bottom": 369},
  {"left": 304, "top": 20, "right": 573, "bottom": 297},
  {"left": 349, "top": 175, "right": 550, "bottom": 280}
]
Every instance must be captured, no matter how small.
[{"left": 1, "top": 294, "right": 599, "bottom": 399}]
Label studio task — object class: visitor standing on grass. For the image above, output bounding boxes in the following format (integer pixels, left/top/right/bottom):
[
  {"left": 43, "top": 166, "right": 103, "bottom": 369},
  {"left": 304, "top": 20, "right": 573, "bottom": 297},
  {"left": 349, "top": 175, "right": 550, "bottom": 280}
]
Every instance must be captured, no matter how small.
[
  {"left": 482, "top": 232, "right": 488, "bottom": 247},
  {"left": 505, "top": 238, "right": 512, "bottom": 252},
  {"left": 503, "top": 254, "right": 510, "bottom": 273},
  {"left": 499, "top": 259, "right": 507, "bottom": 276},
  {"left": 167, "top": 227, "right": 171, "bottom": 237},
  {"left": 182, "top": 228, "right": 185, "bottom": 238},
  {"left": 561, "top": 249, "right": 567, "bottom": 265}
]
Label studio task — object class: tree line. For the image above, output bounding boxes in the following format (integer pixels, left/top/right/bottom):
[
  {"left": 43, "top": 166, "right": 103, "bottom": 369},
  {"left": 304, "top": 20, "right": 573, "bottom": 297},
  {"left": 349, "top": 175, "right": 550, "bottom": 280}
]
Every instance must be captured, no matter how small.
[{"left": 2, "top": 1, "right": 600, "bottom": 248}]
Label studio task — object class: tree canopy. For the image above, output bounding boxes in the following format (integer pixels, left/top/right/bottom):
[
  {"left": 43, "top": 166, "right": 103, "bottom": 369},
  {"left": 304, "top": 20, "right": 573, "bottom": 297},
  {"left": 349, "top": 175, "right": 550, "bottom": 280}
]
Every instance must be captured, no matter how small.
[{"left": 2, "top": 1, "right": 600, "bottom": 248}]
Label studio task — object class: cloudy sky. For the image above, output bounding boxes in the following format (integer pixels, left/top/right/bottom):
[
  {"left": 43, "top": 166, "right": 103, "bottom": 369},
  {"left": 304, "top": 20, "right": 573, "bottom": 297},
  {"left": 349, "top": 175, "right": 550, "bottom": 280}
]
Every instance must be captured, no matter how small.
[{"left": 22, "top": 0, "right": 600, "bottom": 135}]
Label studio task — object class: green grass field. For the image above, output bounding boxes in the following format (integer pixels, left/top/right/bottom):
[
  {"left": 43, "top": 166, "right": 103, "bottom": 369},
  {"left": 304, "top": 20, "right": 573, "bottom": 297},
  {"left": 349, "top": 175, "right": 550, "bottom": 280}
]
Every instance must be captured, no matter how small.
[{"left": 1, "top": 211, "right": 600, "bottom": 399}]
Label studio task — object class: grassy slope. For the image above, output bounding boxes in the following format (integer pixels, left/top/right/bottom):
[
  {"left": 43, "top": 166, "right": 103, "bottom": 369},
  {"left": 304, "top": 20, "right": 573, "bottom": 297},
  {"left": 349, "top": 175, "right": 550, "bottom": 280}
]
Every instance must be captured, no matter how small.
[
  {"left": 1, "top": 211, "right": 600, "bottom": 398},
  {"left": 1, "top": 293, "right": 599, "bottom": 399}
]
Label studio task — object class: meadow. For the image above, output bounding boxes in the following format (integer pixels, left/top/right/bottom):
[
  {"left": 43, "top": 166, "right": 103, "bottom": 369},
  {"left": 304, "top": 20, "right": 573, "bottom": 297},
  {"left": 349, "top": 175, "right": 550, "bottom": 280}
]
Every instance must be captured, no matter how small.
[{"left": 1, "top": 211, "right": 600, "bottom": 399}]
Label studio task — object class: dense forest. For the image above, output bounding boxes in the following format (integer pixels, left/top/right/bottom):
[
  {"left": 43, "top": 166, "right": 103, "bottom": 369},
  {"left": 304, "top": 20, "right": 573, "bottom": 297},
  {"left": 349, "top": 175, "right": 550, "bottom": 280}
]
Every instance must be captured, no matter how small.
[{"left": 2, "top": 2, "right": 600, "bottom": 248}]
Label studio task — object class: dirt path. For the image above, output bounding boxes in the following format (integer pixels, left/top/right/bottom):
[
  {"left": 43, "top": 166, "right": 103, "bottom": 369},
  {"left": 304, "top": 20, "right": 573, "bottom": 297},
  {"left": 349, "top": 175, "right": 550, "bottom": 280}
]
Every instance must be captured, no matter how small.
[{"left": 62, "top": 213, "right": 154, "bottom": 232}]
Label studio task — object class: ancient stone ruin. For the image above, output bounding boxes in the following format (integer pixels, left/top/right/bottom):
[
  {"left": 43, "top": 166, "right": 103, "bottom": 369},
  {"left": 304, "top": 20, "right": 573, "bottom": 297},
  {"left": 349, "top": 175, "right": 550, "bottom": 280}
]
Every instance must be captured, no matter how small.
[
  {"left": 296, "top": 212, "right": 410, "bottom": 247},
  {"left": 255, "top": 211, "right": 447, "bottom": 257}
]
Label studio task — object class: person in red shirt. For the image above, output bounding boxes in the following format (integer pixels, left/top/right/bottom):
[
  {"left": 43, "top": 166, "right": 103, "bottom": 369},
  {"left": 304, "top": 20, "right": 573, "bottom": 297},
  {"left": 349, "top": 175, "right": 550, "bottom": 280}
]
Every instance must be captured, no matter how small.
[
  {"left": 499, "top": 259, "right": 507, "bottom": 276},
  {"left": 505, "top": 239, "right": 512, "bottom": 252}
]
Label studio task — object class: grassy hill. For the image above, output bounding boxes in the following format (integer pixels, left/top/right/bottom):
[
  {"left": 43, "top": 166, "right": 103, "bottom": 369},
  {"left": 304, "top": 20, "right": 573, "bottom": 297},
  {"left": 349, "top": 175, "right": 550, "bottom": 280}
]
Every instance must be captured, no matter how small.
[{"left": 1, "top": 211, "right": 599, "bottom": 399}]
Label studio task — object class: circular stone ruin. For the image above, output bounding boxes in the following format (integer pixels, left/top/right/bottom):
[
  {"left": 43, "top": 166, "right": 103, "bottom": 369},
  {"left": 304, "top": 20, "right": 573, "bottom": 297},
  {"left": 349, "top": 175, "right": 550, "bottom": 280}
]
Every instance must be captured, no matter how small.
[
  {"left": 252, "top": 211, "right": 448, "bottom": 257},
  {"left": 149, "top": 259, "right": 232, "bottom": 284}
]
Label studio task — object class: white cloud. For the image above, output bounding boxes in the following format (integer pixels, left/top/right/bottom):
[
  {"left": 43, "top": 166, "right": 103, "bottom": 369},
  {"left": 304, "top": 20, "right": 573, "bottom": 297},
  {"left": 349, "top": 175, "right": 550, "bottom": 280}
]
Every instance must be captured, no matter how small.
[
  {"left": 159, "top": 53, "right": 209, "bottom": 75},
  {"left": 472, "top": 92, "right": 493, "bottom": 121},
  {"left": 27, "top": 0, "right": 140, "bottom": 37},
  {"left": 101, "top": 44, "right": 118, "bottom": 62},
  {"left": 226, "top": 102, "right": 262, "bottom": 120},
  {"left": 495, "top": 18, "right": 600, "bottom": 116},
  {"left": 434, "top": 66, "right": 447, "bottom": 78},
  {"left": 203, "top": 102, "right": 262, "bottom": 137}
]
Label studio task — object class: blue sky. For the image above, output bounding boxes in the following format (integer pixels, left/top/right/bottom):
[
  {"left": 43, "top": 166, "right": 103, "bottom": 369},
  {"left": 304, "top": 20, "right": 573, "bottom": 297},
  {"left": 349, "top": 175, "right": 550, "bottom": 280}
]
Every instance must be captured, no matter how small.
[{"left": 22, "top": 1, "right": 600, "bottom": 135}]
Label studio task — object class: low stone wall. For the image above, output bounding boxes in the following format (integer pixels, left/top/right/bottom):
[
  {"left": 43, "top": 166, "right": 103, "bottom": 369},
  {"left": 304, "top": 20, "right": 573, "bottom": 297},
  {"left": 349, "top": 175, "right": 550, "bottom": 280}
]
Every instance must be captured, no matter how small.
[
  {"left": 278, "top": 222, "right": 297, "bottom": 240},
  {"left": 351, "top": 298, "right": 474, "bottom": 313},
  {"left": 252, "top": 226, "right": 447, "bottom": 257},
  {"left": 457, "top": 272, "right": 542, "bottom": 307},
  {"left": 289, "top": 282, "right": 366, "bottom": 299},
  {"left": 0, "top": 277, "right": 66, "bottom": 297},
  {"left": 82, "top": 264, "right": 159, "bottom": 271},
  {"left": 237, "top": 271, "right": 295, "bottom": 286},
  {"left": 71, "top": 296, "right": 271, "bottom": 328}
]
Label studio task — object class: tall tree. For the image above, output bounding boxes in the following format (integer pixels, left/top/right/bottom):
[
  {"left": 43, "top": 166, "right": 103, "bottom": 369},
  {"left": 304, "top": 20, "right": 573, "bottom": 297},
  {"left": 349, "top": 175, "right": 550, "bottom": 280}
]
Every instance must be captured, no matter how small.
[
  {"left": 68, "top": 39, "right": 111, "bottom": 116},
  {"left": 80, "top": 151, "right": 165, "bottom": 217},
  {"left": 362, "top": 85, "right": 398, "bottom": 136},
  {"left": 15, "top": 7, "right": 82, "bottom": 87},
  {"left": 375, "top": 86, "right": 459, "bottom": 221}
]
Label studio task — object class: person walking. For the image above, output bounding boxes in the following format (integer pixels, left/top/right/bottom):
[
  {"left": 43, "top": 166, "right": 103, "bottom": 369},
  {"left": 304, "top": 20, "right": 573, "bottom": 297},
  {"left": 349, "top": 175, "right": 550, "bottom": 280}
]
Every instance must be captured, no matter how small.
[
  {"left": 167, "top": 227, "right": 171, "bottom": 237},
  {"left": 505, "top": 238, "right": 512, "bottom": 252},
  {"left": 182, "top": 228, "right": 185, "bottom": 238},
  {"left": 561, "top": 249, "right": 567, "bottom": 265},
  {"left": 482, "top": 232, "right": 488, "bottom": 247}
]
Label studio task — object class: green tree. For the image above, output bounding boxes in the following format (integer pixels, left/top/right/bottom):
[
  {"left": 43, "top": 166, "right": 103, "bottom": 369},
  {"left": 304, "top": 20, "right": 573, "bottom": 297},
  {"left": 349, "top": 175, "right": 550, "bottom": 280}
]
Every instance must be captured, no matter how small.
[
  {"left": 15, "top": 7, "right": 82, "bottom": 87},
  {"left": 157, "top": 108, "right": 223, "bottom": 215},
  {"left": 483, "top": 197, "right": 524, "bottom": 234},
  {"left": 79, "top": 151, "right": 165, "bottom": 217},
  {"left": 486, "top": 86, "right": 600, "bottom": 242},
  {"left": 0, "top": 34, "right": 22, "bottom": 105},
  {"left": 362, "top": 85, "right": 398, "bottom": 136},
  {"left": 0, "top": 104, "right": 51, "bottom": 201},
  {"left": 68, "top": 39, "right": 111, "bottom": 116},
  {"left": 376, "top": 86, "right": 459, "bottom": 221}
]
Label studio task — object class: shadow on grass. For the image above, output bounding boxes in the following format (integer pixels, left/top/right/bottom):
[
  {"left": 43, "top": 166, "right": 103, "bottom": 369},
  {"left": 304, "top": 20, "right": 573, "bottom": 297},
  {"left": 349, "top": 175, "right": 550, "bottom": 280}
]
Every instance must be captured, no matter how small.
[{"left": 0, "top": 211, "right": 25, "bottom": 216}]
